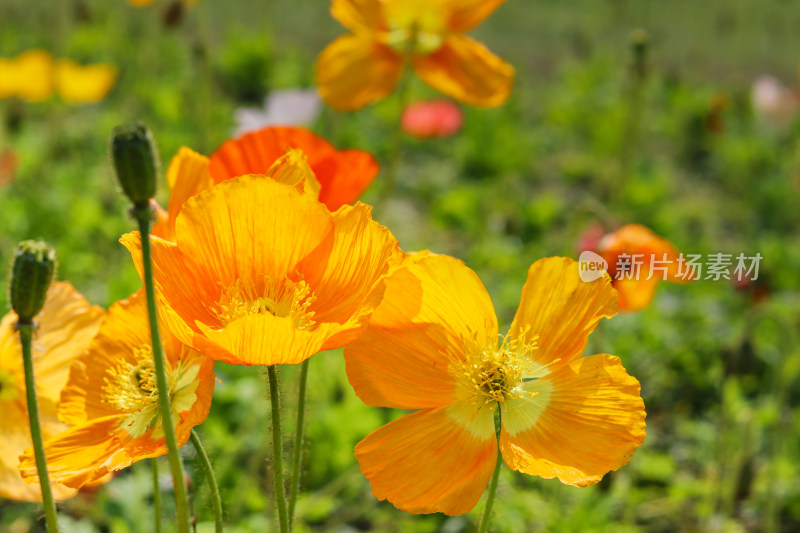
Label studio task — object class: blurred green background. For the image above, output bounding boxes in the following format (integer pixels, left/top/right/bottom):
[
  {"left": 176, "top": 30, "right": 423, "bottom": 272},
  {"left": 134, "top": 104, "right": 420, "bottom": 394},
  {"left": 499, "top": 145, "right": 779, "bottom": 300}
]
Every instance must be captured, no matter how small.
[{"left": 2, "top": 0, "right": 800, "bottom": 531}]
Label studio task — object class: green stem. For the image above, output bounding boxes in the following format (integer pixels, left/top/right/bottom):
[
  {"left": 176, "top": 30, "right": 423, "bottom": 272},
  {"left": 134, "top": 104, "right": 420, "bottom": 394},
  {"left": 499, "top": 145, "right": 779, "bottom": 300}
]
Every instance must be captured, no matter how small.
[
  {"left": 133, "top": 205, "right": 191, "bottom": 533},
  {"left": 477, "top": 410, "right": 503, "bottom": 533},
  {"left": 17, "top": 322, "right": 59, "bottom": 533},
  {"left": 190, "top": 429, "right": 223, "bottom": 533},
  {"left": 152, "top": 459, "right": 163, "bottom": 533},
  {"left": 288, "top": 359, "right": 309, "bottom": 527},
  {"left": 267, "top": 365, "right": 290, "bottom": 533}
]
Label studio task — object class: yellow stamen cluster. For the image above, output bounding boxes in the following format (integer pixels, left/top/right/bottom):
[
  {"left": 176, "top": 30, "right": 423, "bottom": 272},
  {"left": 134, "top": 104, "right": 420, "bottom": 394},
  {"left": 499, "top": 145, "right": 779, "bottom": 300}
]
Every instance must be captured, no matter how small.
[
  {"left": 104, "top": 346, "right": 158, "bottom": 413},
  {"left": 212, "top": 276, "right": 317, "bottom": 330},
  {"left": 457, "top": 329, "right": 540, "bottom": 408},
  {"left": 382, "top": 2, "right": 445, "bottom": 55}
]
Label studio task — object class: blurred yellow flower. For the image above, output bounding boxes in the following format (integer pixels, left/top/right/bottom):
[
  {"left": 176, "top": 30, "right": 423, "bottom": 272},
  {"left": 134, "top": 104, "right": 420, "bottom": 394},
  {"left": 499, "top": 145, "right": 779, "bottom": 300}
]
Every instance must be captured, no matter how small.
[
  {"left": 315, "top": 0, "right": 515, "bottom": 111},
  {"left": 345, "top": 254, "right": 645, "bottom": 515},
  {"left": 19, "top": 290, "right": 215, "bottom": 488},
  {"left": 0, "top": 50, "right": 55, "bottom": 102},
  {"left": 55, "top": 60, "right": 117, "bottom": 104},
  {"left": 0, "top": 282, "right": 103, "bottom": 501}
]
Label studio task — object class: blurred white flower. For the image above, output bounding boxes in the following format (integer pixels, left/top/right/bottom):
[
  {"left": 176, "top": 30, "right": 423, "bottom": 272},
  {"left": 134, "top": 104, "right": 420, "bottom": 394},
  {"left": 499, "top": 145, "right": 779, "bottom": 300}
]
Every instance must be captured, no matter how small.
[
  {"left": 233, "top": 89, "right": 321, "bottom": 137},
  {"left": 751, "top": 75, "right": 798, "bottom": 129}
]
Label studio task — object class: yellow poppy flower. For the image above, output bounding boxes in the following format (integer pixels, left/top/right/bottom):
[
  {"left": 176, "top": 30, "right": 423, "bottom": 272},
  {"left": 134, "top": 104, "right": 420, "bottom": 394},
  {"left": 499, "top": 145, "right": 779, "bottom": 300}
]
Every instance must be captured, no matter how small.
[
  {"left": 55, "top": 59, "right": 117, "bottom": 104},
  {"left": 315, "top": 0, "right": 515, "bottom": 111},
  {"left": 0, "top": 50, "right": 55, "bottom": 102},
  {"left": 344, "top": 254, "right": 646, "bottom": 515},
  {"left": 121, "top": 175, "right": 402, "bottom": 366},
  {"left": 596, "top": 224, "right": 694, "bottom": 312},
  {"left": 19, "top": 289, "right": 215, "bottom": 488},
  {"left": 0, "top": 282, "right": 103, "bottom": 501}
]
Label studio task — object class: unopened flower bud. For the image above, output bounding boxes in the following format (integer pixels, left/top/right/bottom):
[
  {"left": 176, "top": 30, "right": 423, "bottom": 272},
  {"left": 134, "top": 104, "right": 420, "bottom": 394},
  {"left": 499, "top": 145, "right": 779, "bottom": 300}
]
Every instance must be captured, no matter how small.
[
  {"left": 9, "top": 240, "right": 56, "bottom": 324},
  {"left": 111, "top": 122, "right": 160, "bottom": 207}
]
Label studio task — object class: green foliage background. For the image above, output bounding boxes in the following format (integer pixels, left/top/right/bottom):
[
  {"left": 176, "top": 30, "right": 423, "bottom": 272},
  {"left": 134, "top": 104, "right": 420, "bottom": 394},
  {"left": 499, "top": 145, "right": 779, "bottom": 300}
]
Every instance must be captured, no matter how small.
[{"left": 1, "top": 0, "right": 800, "bottom": 531}]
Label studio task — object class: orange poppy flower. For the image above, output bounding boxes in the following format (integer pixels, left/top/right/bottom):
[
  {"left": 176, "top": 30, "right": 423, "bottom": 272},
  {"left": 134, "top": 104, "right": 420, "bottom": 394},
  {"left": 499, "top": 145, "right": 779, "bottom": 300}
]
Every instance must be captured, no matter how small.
[
  {"left": 19, "top": 289, "right": 215, "bottom": 488},
  {"left": 596, "top": 224, "right": 693, "bottom": 312},
  {"left": 344, "top": 254, "right": 646, "bottom": 515},
  {"left": 209, "top": 126, "right": 379, "bottom": 211},
  {"left": 0, "top": 282, "right": 103, "bottom": 501},
  {"left": 121, "top": 174, "right": 402, "bottom": 366},
  {"left": 54, "top": 59, "right": 117, "bottom": 104},
  {"left": 315, "top": 0, "right": 515, "bottom": 111}
]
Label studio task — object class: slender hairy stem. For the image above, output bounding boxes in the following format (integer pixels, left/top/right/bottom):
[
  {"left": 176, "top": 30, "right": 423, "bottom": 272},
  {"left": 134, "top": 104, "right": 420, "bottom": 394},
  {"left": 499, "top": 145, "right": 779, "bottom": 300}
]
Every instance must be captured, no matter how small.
[
  {"left": 288, "top": 359, "right": 309, "bottom": 527},
  {"left": 152, "top": 459, "right": 163, "bottom": 533},
  {"left": 134, "top": 206, "right": 190, "bottom": 533},
  {"left": 190, "top": 430, "right": 224, "bottom": 533},
  {"left": 267, "top": 365, "right": 290, "bottom": 533},
  {"left": 477, "top": 410, "right": 503, "bottom": 533},
  {"left": 17, "top": 323, "right": 59, "bottom": 533}
]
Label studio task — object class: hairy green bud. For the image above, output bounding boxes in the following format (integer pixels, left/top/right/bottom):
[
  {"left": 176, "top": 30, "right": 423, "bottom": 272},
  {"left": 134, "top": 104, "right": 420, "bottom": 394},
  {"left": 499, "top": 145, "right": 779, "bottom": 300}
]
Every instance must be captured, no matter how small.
[
  {"left": 9, "top": 240, "right": 56, "bottom": 323},
  {"left": 111, "top": 122, "right": 160, "bottom": 207}
]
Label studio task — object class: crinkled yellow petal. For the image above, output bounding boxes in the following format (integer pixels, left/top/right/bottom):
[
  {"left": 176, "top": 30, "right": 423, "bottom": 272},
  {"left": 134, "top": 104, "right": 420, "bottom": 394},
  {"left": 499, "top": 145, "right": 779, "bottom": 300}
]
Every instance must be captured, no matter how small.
[
  {"left": 315, "top": 34, "right": 404, "bottom": 111},
  {"left": 355, "top": 403, "right": 497, "bottom": 516},
  {"left": 345, "top": 252, "right": 495, "bottom": 410},
  {"left": 499, "top": 354, "right": 646, "bottom": 487},
  {"left": 55, "top": 59, "right": 116, "bottom": 104},
  {"left": 264, "top": 149, "right": 321, "bottom": 200},
  {"left": 445, "top": 0, "right": 507, "bottom": 32},
  {"left": 152, "top": 147, "right": 212, "bottom": 241},
  {"left": 412, "top": 34, "right": 514, "bottom": 108},
  {"left": 510, "top": 257, "right": 618, "bottom": 369},
  {"left": 331, "top": 0, "right": 385, "bottom": 32}
]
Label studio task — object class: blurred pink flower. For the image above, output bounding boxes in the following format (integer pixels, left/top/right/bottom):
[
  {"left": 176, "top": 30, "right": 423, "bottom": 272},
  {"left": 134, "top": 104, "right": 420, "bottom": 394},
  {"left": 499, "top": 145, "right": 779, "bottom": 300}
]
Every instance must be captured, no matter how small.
[
  {"left": 751, "top": 75, "right": 798, "bottom": 129},
  {"left": 233, "top": 89, "right": 321, "bottom": 137},
  {"left": 401, "top": 99, "right": 463, "bottom": 139}
]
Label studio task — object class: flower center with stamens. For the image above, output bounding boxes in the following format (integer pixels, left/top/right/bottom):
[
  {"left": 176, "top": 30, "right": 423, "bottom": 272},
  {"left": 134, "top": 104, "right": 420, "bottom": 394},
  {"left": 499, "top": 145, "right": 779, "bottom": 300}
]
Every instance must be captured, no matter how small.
[
  {"left": 382, "top": 2, "right": 446, "bottom": 56},
  {"left": 456, "top": 330, "right": 539, "bottom": 407},
  {"left": 212, "top": 277, "right": 316, "bottom": 330},
  {"left": 103, "top": 345, "right": 200, "bottom": 438},
  {"left": 0, "top": 368, "right": 19, "bottom": 402}
]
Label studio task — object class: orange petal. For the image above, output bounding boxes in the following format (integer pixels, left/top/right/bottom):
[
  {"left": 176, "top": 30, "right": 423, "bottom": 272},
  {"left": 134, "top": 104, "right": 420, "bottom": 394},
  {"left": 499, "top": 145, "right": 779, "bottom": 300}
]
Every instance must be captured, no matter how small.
[
  {"left": 209, "top": 126, "right": 379, "bottom": 211},
  {"left": 446, "top": 0, "right": 507, "bottom": 32},
  {"left": 331, "top": 0, "right": 385, "bottom": 32},
  {"left": 356, "top": 403, "right": 497, "bottom": 515},
  {"left": 598, "top": 224, "right": 692, "bottom": 283},
  {"left": 412, "top": 34, "right": 514, "bottom": 108},
  {"left": 54, "top": 59, "right": 116, "bottom": 104},
  {"left": 613, "top": 277, "right": 660, "bottom": 313},
  {"left": 510, "top": 257, "right": 617, "bottom": 369},
  {"left": 345, "top": 252, "right": 495, "bottom": 410},
  {"left": 154, "top": 147, "right": 212, "bottom": 241},
  {"left": 499, "top": 354, "right": 646, "bottom": 486},
  {"left": 315, "top": 34, "right": 404, "bottom": 111}
]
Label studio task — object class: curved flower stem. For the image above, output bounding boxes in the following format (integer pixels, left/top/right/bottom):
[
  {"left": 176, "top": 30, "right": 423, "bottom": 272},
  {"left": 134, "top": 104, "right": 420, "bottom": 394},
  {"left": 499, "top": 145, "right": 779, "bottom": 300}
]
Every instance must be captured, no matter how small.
[
  {"left": 152, "top": 459, "right": 163, "bottom": 533},
  {"left": 267, "top": 365, "right": 290, "bottom": 533},
  {"left": 190, "top": 429, "right": 224, "bottom": 533},
  {"left": 133, "top": 205, "right": 190, "bottom": 533},
  {"left": 17, "top": 322, "right": 59, "bottom": 533},
  {"left": 477, "top": 410, "right": 503, "bottom": 533},
  {"left": 377, "top": 70, "right": 411, "bottom": 208},
  {"left": 288, "top": 358, "right": 309, "bottom": 528}
]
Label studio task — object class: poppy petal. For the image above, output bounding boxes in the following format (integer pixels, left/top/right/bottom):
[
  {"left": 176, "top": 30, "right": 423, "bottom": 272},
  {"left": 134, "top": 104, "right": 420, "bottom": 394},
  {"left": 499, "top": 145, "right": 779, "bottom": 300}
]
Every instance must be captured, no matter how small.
[
  {"left": 331, "top": 0, "right": 385, "bottom": 32},
  {"left": 613, "top": 277, "right": 660, "bottom": 313},
  {"left": 510, "top": 257, "right": 617, "bottom": 368},
  {"left": 315, "top": 34, "right": 404, "bottom": 111},
  {"left": 499, "top": 354, "right": 646, "bottom": 487},
  {"left": 54, "top": 60, "right": 116, "bottom": 104},
  {"left": 446, "top": 0, "right": 507, "bottom": 32},
  {"left": 356, "top": 403, "right": 497, "bottom": 516},
  {"left": 412, "top": 34, "right": 514, "bottom": 108}
]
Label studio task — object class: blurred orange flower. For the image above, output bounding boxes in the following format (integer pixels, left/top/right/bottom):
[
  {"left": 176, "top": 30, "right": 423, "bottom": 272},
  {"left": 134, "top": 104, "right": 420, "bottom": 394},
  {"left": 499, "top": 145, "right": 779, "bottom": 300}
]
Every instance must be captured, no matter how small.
[
  {"left": 596, "top": 224, "right": 693, "bottom": 312},
  {"left": 0, "top": 282, "right": 103, "bottom": 501},
  {"left": 19, "top": 290, "right": 215, "bottom": 488},
  {"left": 402, "top": 99, "right": 463, "bottom": 138},
  {"left": 210, "top": 126, "right": 379, "bottom": 211},
  {"left": 315, "top": 0, "right": 515, "bottom": 110},
  {"left": 122, "top": 175, "right": 402, "bottom": 366},
  {"left": 345, "top": 254, "right": 646, "bottom": 515}
]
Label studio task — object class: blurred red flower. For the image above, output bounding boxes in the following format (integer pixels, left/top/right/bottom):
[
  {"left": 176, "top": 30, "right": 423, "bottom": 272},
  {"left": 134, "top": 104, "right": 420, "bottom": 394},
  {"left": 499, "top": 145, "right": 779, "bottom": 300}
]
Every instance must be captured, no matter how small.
[{"left": 401, "top": 100, "right": 463, "bottom": 139}]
